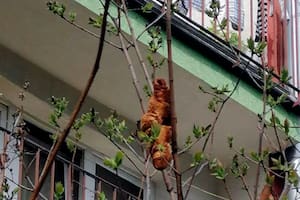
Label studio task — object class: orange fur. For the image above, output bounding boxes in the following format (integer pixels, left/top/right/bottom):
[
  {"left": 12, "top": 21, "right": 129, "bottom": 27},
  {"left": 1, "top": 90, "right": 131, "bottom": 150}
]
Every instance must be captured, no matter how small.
[
  {"left": 153, "top": 79, "right": 170, "bottom": 103},
  {"left": 260, "top": 184, "right": 274, "bottom": 200},
  {"left": 140, "top": 112, "right": 162, "bottom": 133},
  {"left": 152, "top": 143, "right": 172, "bottom": 170},
  {"left": 140, "top": 78, "right": 172, "bottom": 170},
  {"left": 148, "top": 96, "right": 169, "bottom": 120},
  {"left": 151, "top": 126, "right": 172, "bottom": 170}
]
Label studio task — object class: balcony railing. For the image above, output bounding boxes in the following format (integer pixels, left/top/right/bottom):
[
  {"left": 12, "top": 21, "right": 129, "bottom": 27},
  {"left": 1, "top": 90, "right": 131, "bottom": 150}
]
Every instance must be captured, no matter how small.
[
  {"left": 186, "top": 0, "right": 300, "bottom": 92},
  {"left": 146, "top": 0, "right": 300, "bottom": 98},
  {"left": 0, "top": 129, "right": 141, "bottom": 200}
]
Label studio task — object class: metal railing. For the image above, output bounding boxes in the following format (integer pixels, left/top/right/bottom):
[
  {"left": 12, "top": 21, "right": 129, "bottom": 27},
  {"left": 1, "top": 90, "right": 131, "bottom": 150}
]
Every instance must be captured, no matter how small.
[
  {"left": 145, "top": 0, "right": 300, "bottom": 97},
  {"left": 0, "top": 129, "right": 140, "bottom": 200}
]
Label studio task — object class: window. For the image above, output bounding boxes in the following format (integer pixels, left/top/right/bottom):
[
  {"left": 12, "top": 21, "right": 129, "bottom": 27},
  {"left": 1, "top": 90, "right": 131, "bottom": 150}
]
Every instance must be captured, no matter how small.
[
  {"left": 20, "top": 122, "right": 83, "bottom": 200},
  {"left": 178, "top": 0, "right": 203, "bottom": 14},
  {"left": 0, "top": 103, "right": 7, "bottom": 153},
  {"left": 229, "top": 0, "right": 245, "bottom": 31},
  {"left": 0, "top": 103, "right": 7, "bottom": 128},
  {"left": 95, "top": 164, "right": 142, "bottom": 200}
]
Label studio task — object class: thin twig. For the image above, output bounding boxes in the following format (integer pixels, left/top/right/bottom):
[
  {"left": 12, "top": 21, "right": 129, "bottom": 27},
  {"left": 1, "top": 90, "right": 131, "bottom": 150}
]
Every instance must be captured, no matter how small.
[
  {"left": 104, "top": 4, "right": 146, "bottom": 114},
  {"left": 25, "top": 176, "right": 49, "bottom": 200},
  {"left": 183, "top": 161, "right": 209, "bottom": 199},
  {"left": 223, "top": 179, "right": 233, "bottom": 200},
  {"left": 193, "top": 186, "right": 230, "bottom": 200},
  {"left": 93, "top": 123, "right": 145, "bottom": 175},
  {"left": 253, "top": 54, "right": 267, "bottom": 200},
  {"left": 136, "top": 11, "right": 167, "bottom": 40},
  {"left": 4, "top": 176, "right": 48, "bottom": 200},
  {"left": 61, "top": 16, "right": 122, "bottom": 49},
  {"left": 98, "top": 0, "right": 134, "bottom": 46},
  {"left": 121, "top": 0, "right": 154, "bottom": 92},
  {"left": 119, "top": 33, "right": 146, "bottom": 114},
  {"left": 240, "top": 175, "right": 253, "bottom": 200},
  {"left": 161, "top": 170, "right": 176, "bottom": 200},
  {"left": 270, "top": 109, "right": 290, "bottom": 200},
  {"left": 141, "top": 155, "right": 151, "bottom": 200}
]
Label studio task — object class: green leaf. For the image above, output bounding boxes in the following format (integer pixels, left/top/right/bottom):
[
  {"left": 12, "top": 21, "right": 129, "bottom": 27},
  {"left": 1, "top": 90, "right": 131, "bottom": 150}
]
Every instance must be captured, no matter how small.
[
  {"left": 250, "top": 152, "right": 260, "bottom": 162},
  {"left": 49, "top": 133, "right": 58, "bottom": 142},
  {"left": 12, "top": 187, "right": 19, "bottom": 195},
  {"left": 288, "top": 169, "right": 299, "bottom": 186},
  {"left": 219, "top": 18, "right": 227, "bottom": 30},
  {"left": 141, "top": 2, "right": 154, "bottom": 13},
  {"left": 69, "top": 11, "right": 76, "bottom": 22},
  {"left": 205, "top": 9, "right": 214, "bottom": 18},
  {"left": 227, "top": 136, "right": 234, "bottom": 149},
  {"left": 126, "top": 136, "right": 135, "bottom": 143},
  {"left": 159, "top": 58, "right": 166, "bottom": 66},
  {"left": 55, "top": 182, "right": 64, "bottom": 195},
  {"left": 267, "top": 95, "right": 276, "bottom": 107},
  {"left": 240, "top": 162, "right": 249, "bottom": 176},
  {"left": 193, "top": 125, "right": 201, "bottom": 139},
  {"left": 104, "top": 151, "right": 124, "bottom": 170},
  {"left": 270, "top": 114, "right": 281, "bottom": 126},
  {"left": 66, "top": 139, "right": 75, "bottom": 153},
  {"left": 98, "top": 192, "right": 106, "bottom": 200},
  {"left": 103, "top": 158, "right": 116, "bottom": 169},
  {"left": 262, "top": 149, "right": 269, "bottom": 160},
  {"left": 254, "top": 41, "right": 267, "bottom": 55},
  {"left": 284, "top": 119, "right": 290, "bottom": 135},
  {"left": 191, "top": 152, "right": 204, "bottom": 167},
  {"left": 49, "top": 96, "right": 68, "bottom": 127},
  {"left": 208, "top": 99, "right": 216, "bottom": 112},
  {"left": 49, "top": 114, "right": 59, "bottom": 128},
  {"left": 247, "top": 38, "right": 255, "bottom": 52},
  {"left": 229, "top": 33, "right": 239, "bottom": 47},
  {"left": 137, "top": 131, "right": 150, "bottom": 142},
  {"left": 73, "top": 111, "right": 94, "bottom": 131},
  {"left": 89, "top": 16, "right": 103, "bottom": 28},
  {"left": 231, "top": 154, "right": 239, "bottom": 177},
  {"left": 184, "top": 135, "right": 192, "bottom": 148},
  {"left": 156, "top": 144, "right": 165, "bottom": 152},
  {"left": 239, "top": 148, "right": 245, "bottom": 156},
  {"left": 210, "top": 160, "right": 228, "bottom": 180},
  {"left": 281, "top": 196, "right": 288, "bottom": 200},
  {"left": 143, "top": 85, "right": 152, "bottom": 97},
  {"left": 54, "top": 181, "right": 64, "bottom": 200},
  {"left": 114, "top": 151, "right": 124, "bottom": 167},
  {"left": 265, "top": 174, "right": 275, "bottom": 185},
  {"left": 46, "top": 1, "right": 66, "bottom": 17},
  {"left": 280, "top": 69, "right": 291, "bottom": 84},
  {"left": 151, "top": 123, "right": 161, "bottom": 138}
]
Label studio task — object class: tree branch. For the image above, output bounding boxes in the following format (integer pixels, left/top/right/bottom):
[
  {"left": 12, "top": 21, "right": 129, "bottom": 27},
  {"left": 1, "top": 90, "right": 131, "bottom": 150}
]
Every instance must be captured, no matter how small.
[
  {"left": 253, "top": 54, "right": 267, "bottom": 200},
  {"left": 29, "top": 1, "right": 111, "bottom": 199},
  {"left": 165, "top": 0, "right": 183, "bottom": 199},
  {"left": 121, "top": 0, "right": 153, "bottom": 92}
]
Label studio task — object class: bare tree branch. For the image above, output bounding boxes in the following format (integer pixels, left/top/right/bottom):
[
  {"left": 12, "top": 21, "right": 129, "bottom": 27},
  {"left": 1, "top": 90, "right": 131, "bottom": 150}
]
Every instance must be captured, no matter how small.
[
  {"left": 121, "top": 0, "right": 154, "bottom": 92},
  {"left": 29, "top": 1, "right": 112, "bottom": 199}
]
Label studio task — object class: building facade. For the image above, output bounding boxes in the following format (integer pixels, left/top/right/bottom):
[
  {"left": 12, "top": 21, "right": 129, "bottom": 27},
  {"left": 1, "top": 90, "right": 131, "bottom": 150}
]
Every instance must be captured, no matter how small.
[{"left": 0, "top": 0, "right": 300, "bottom": 199}]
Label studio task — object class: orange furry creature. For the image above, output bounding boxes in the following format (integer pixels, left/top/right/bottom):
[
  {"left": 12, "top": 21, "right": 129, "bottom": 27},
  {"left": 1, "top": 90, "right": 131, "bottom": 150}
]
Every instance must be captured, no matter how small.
[
  {"left": 140, "top": 78, "right": 172, "bottom": 170},
  {"left": 260, "top": 184, "right": 274, "bottom": 200},
  {"left": 151, "top": 125, "right": 172, "bottom": 170},
  {"left": 140, "top": 112, "right": 162, "bottom": 135},
  {"left": 140, "top": 78, "right": 170, "bottom": 134}
]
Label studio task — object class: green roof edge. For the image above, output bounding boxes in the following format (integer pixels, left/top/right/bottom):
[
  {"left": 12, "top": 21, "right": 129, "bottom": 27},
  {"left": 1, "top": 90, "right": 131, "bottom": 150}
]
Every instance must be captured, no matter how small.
[{"left": 75, "top": 0, "right": 300, "bottom": 140}]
